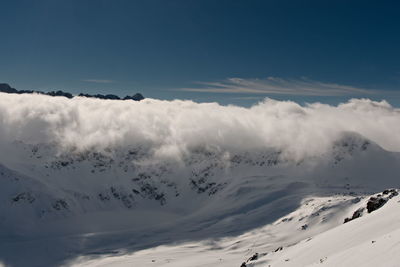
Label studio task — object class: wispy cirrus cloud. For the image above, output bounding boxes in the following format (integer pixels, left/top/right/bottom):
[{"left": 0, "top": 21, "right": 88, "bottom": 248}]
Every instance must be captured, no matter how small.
[
  {"left": 82, "top": 79, "right": 115, "bottom": 84},
  {"left": 180, "top": 77, "right": 376, "bottom": 96}
]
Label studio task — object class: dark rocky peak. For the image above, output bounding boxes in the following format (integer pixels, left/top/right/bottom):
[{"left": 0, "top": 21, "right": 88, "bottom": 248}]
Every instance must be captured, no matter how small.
[
  {"left": 47, "top": 90, "right": 73, "bottom": 99},
  {"left": 333, "top": 132, "right": 372, "bottom": 152},
  {"left": 124, "top": 93, "right": 144, "bottom": 101},
  {"left": 0, "top": 83, "right": 18, "bottom": 93}
]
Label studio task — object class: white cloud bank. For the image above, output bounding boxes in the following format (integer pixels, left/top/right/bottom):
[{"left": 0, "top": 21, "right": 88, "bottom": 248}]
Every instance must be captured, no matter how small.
[
  {"left": 181, "top": 77, "right": 375, "bottom": 96},
  {"left": 0, "top": 93, "right": 399, "bottom": 160}
]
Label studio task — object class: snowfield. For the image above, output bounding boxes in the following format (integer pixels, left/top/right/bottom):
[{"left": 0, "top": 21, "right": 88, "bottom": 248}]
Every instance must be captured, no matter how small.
[
  {"left": 0, "top": 94, "right": 400, "bottom": 267},
  {"left": 67, "top": 192, "right": 400, "bottom": 267}
]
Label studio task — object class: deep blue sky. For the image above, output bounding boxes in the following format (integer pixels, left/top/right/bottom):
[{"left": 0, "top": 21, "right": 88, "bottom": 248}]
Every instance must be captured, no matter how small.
[{"left": 1, "top": 0, "right": 400, "bottom": 106}]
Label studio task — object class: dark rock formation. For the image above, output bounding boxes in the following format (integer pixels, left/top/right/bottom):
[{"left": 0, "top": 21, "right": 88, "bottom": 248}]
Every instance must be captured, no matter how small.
[
  {"left": 247, "top": 253, "right": 258, "bottom": 262},
  {"left": 52, "top": 199, "right": 69, "bottom": 211},
  {"left": 344, "top": 189, "right": 398, "bottom": 223},
  {"left": 12, "top": 192, "right": 36, "bottom": 203},
  {"left": 124, "top": 93, "right": 145, "bottom": 101},
  {"left": 344, "top": 207, "right": 364, "bottom": 223},
  {"left": 366, "top": 196, "right": 388, "bottom": 213},
  {"left": 47, "top": 90, "right": 73, "bottom": 99}
]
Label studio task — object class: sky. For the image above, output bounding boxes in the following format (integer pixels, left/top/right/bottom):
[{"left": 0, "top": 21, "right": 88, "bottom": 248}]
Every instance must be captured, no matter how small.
[{"left": 1, "top": 0, "right": 400, "bottom": 106}]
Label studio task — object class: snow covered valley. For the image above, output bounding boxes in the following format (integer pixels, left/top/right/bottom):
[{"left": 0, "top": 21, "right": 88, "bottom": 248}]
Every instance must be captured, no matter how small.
[{"left": 1, "top": 94, "right": 400, "bottom": 266}]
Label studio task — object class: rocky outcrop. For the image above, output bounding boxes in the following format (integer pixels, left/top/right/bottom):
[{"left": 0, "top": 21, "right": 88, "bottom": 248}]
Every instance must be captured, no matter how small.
[
  {"left": 344, "top": 207, "right": 364, "bottom": 223},
  {"left": 344, "top": 189, "right": 398, "bottom": 223}
]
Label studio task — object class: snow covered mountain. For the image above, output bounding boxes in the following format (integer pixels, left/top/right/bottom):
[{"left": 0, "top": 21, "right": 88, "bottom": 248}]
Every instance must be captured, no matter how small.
[
  {"left": 1, "top": 132, "right": 399, "bottom": 267},
  {"left": 0, "top": 94, "right": 400, "bottom": 267}
]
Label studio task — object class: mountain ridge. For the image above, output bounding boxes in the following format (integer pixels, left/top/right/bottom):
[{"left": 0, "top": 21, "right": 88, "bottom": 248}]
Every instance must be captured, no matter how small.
[{"left": 0, "top": 83, "right": 144, "bottom": 101}]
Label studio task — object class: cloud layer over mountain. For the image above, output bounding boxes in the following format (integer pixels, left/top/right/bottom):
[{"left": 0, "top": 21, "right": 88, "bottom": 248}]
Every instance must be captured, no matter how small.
[{"left": 0, "top": 93, "right": 399, "bottom": 160}]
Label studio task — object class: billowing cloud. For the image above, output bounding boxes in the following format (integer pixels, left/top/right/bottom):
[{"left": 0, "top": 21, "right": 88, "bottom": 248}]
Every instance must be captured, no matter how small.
[
  {"left": 180, "top": 77, "right": 375, "bottom": 96},
  {"left": 0, "top": 93, "right": 399, "bottom": 161}
]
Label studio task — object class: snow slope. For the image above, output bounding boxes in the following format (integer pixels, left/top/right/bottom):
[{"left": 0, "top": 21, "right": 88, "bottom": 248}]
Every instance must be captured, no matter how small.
[
  {"left": 66, "top": 191, "right": 400, "bottom": 267},
  {"left": 265, "top": 191, "right": 400, "bottom": 267}
]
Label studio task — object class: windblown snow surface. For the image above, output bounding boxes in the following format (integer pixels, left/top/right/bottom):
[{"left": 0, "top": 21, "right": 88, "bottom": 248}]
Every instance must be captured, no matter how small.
[{"left": 0, "top": 93, "right": 400, "bottom": 267}]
